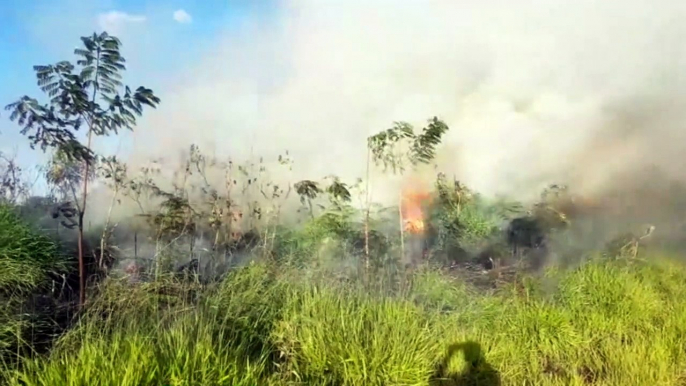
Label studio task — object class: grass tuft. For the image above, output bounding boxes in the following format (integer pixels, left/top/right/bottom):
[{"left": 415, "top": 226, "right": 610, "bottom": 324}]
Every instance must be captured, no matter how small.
[{"left": 2, "top": 255, "right": 686, "bottom": 385}]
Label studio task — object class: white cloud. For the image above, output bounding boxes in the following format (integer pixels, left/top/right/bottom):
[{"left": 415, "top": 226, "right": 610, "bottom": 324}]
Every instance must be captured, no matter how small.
[
  {"left": 97, "top": 11, "right": 146, "bottom": 35},
  {"left": 173, "top": 9, "right": 192, "bottom": 24}
]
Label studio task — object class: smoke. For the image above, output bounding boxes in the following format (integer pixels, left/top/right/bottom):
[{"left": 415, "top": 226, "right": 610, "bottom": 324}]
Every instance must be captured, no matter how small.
[{"left": 87, "top": 0, "right": 686, "bottom": 241}]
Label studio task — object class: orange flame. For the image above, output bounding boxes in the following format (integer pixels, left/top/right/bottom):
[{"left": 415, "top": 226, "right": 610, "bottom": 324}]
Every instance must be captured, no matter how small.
[{"left": 401, "top": 183, "right": 431, "bottom": 234}]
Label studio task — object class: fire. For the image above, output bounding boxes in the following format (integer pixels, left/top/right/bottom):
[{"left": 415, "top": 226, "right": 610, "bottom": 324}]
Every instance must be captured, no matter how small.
[
  {"left": 405, "top": 217, "right": 426, "bottom": 234},
  {"left": 401, "top": 186, "right": 431, "bottom": 234}
]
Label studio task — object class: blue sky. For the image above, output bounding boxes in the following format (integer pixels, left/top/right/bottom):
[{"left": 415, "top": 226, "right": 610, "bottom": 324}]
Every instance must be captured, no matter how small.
[{"left": 0, "top": 0, "right": 276, "bottom": 177}]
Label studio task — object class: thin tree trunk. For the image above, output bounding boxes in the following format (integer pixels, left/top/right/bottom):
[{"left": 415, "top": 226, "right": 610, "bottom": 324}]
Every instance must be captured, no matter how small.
[
  {"left": 78, "top": 128, "right": 94, "bottom": 307},
  {"left": 77, "top": 44, "right": 102, "bottom": 307},
  {"left": 308, "top": 199, "right": 314, "bottom": 219}
]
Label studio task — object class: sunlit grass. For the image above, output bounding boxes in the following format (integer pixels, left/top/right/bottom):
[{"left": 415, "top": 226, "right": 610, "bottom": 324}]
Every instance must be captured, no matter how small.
[{"left": 2, "top": 254, "right": 685, "bottom": 385}]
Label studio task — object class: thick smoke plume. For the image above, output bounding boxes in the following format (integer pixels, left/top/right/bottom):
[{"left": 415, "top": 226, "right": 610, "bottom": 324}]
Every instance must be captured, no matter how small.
[{"left": 89, "top": 0, "right": 686, "bottom": 247}]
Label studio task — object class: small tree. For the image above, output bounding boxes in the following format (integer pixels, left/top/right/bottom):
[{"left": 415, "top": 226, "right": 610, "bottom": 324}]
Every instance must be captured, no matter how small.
[
  {"left": 294, "top": 180, "right": 322, "bottom": 219},
  {"left": 367, "top": 116, "right": 450, "bottom": 264},
  {"left": 368, "top": 117, "right": 449, "bottom": 172},
  {"left": 5, "top": 32, "right": 161, "bottom": 306}
]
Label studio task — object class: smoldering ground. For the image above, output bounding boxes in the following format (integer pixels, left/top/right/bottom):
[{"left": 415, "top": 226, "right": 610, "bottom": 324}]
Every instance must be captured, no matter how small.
[{"left": 81, "top": 0, "right": 686, "bottom": 273}]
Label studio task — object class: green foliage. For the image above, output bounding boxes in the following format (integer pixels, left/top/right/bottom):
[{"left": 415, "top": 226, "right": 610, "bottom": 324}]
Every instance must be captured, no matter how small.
[
  {"left": 428, "top": 173, "right": 522, "bottom": 256},
  {"left": 0, "top": 205, "right": 67, "bottom": 292},
  {"left": 368, "top": 117, "right": 450, "bottom": 174},
  {"left": 294, "top": 180, "right": 321, "bottom": 201},
  {"left": 2, "top": 53, "right": 686, "bottom": 385},
  {"left": 5, "top": 31, "right": 161, "bottom": 306},
  {"left": 410, "top": 117, "right": 450, "bottom": 165},
  {"left": 293, "top": 177, "right": 354, "bottom": 221},
  {"left": 149, "top": 187, "right": 196, "bottom": 238},
  {"left": 4, "top": 23, "right": 685, "bottom": 386},
  {"left": 324, "top": 175, "right": 352, "bottom": 204},
  {"left": 0, "top": 205, "right": 68, "bottom": 361},
  {"left": 4, "top": 32, "right": 160, "bottom": 163},
  {"left": 368, "top": 121, "right": 415, "bottom": 174},
  {"left": 294, "top": 180, "right": 322, "bottom": 218}
]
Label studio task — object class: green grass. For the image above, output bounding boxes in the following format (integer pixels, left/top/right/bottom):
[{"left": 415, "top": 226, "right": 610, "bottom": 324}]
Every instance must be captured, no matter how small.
[
  {"left": 0, "top": 204, "right": 70, "bottom": 361},
  {"left": 2, "top": 255, "right": 686, "bottom": 385},
  {"left": 0, "top": 205, "right": 67, "bottom": 292}
]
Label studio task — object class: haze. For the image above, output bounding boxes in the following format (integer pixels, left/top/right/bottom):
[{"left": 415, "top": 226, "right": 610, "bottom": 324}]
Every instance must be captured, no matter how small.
[{"left": 92, "top": 0, "right": 685, "bottom": 216}]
